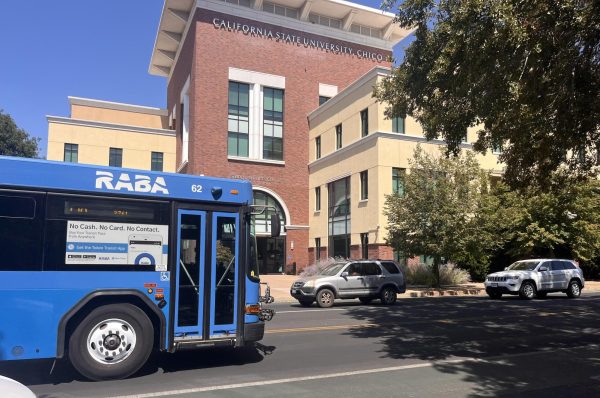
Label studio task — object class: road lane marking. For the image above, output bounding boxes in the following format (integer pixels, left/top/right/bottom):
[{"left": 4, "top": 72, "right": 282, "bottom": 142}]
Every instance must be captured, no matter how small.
[
  {"left": 277, "top": 308, "right": 347, "bottom": 314},
  {"left": 105, "top": 344, "right": 599, "bottom": 398}
]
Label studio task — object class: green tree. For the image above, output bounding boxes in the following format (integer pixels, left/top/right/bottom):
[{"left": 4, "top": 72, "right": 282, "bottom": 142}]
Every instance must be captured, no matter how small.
[
  {"left": 384, "top": 146, "right": 493, "bottom": 286},
  {"left": 0, "top": 110, "right": 40, "bottom": 157},
  {"left": 490, "top": 179, "right": 600, "bottom": 265},
  {"left": 376, "top": 0, "right": 600, "bottom": 188}
]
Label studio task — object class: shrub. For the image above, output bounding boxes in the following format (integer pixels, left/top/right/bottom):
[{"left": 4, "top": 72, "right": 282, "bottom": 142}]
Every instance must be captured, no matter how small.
[{"left": 405, "top": 263, "right": 470, "bottom": 287}]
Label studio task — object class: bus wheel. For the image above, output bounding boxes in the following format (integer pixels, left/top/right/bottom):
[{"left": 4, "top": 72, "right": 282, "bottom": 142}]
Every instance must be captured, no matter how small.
[{"left": 68, "top": 303, "right": 154, "bottom": 381}]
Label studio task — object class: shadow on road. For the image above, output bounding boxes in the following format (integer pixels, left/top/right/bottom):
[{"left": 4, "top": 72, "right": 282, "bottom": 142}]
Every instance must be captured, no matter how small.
[
  {"left": 342, "top": 295, "right": 600, "bottom": 397},
  {"left": 0, "top": 344, "right": 271, "bottom": 387}
]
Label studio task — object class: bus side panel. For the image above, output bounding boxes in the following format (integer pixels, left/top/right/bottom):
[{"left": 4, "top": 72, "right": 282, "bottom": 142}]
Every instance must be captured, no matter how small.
[
  {"left": 244, "top": 276, "right": 260, "bottom": 324},
  {"left": 0, "top": 271, "right": 171, "bottom": 361}
]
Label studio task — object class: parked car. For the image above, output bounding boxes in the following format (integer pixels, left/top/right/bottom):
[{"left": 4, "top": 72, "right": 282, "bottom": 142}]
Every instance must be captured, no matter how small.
[
  {"left": 484, "top": 259, "right": 585, "bottom": 300},
  {"left": 0, "top": 375, "right": 36, "bottom": 398},
  {"left": 290, "top": 260, "right": 406, "bottom": 308}
]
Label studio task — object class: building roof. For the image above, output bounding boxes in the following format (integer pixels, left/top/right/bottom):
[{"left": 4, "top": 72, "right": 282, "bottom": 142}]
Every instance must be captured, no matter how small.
[{"left": 149, "top": 0, "right": 413, "bottom": 79}]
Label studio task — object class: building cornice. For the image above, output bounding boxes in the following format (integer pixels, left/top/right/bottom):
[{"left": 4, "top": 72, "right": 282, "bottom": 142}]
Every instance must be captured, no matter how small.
[
  {"left": 150, "top": 0, "right": 412, "bottom": 81},
  {"left": 308, "top": 66, "right": 390, "bottom": 123},
  {"left": 47, "top": 116, "right": 176, "bottom": 137},
  {"left": 68, "top": 97, "right": 168, "bottom": 117},
  {"left": 308, "top": 131, "right": 475, "bottom": 171}
]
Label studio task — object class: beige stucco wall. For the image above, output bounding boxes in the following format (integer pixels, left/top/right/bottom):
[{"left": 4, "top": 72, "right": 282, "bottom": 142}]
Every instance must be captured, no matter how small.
[
  {"left": 71, "top": 105, "right": 169, "bottom": 129},
  {"left": 47, "top": 122, "right": 176, "bottom": 172},
  {"left": 308, "top": 69, "right": 504, "bottom": 252}
]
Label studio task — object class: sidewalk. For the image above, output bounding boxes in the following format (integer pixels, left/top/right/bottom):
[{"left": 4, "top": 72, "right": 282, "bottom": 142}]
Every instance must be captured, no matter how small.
[{"left": 260, "top": 275, "right": 600, "bottom": 303}]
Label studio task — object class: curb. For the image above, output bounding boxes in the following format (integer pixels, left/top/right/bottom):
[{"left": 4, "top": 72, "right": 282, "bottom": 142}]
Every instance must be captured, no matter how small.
[{"left": 271, "top": 288, "right": 485, "bottom": 304}]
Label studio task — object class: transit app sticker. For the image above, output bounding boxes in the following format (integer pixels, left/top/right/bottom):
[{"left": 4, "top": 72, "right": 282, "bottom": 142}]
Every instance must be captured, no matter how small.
[{"left": 65, "top": 221, "right": 168, "bottom": 270}]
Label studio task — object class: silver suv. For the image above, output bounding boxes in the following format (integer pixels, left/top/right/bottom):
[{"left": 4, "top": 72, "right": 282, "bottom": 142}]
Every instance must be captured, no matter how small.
[
  {"left": 290, "top": 260, "right": 406, "bottom": 308},
  {"left": 484, "top": 259, "right": 585, "bottom": 300}
]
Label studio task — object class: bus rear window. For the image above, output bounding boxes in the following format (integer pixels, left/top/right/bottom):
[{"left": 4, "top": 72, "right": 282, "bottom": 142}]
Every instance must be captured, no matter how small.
[{"left": 0, "top": 195, "right": 36, "bottom": 218}]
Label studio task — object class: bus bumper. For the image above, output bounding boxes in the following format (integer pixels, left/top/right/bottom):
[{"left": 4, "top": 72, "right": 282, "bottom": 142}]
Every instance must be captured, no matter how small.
[{"left": 244, "top": 321, "right": 265, "bottom": 343}]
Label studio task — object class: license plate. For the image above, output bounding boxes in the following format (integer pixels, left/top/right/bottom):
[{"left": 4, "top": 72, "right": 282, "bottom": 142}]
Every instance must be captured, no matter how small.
[{"left": 491, "top": 283, "right": 498, "bottom": 287}]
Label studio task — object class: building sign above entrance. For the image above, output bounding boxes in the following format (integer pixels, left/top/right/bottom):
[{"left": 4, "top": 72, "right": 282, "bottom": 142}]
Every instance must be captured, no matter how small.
[
  {"left": 231, "top": 175, "right": 275, "bottom": 185},
  {"left": 213, "top": 18, "right": 387, "bottom": 62}
]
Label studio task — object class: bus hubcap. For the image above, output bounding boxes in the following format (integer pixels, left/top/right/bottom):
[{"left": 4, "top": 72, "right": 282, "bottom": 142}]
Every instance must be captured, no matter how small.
[{"left": 87, "top": 319, "right": 137, "bottom": 364}]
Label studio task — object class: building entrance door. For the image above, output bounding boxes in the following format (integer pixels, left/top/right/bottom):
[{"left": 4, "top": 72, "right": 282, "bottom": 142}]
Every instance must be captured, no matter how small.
[{"left": 257, "top": 236, "right": 286, "bottom": 274}]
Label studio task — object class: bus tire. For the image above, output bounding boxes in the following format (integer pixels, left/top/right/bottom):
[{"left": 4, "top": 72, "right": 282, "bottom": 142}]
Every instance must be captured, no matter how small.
[{"left": 68, "top": 303, "right": 154, "bottom": 381}]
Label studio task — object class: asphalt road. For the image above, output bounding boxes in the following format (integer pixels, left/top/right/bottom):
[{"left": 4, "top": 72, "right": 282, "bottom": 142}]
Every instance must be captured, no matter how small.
[{"left": 2, "top": 293, "right": 600, "bottom": 398}]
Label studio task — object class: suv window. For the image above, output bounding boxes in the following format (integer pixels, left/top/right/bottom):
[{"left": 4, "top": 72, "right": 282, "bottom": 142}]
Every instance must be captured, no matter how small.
[
  {"left": 550, "top": 261, "right": 565, "bottom": 271},
  {"left": 381, "top": 261, "right": 400, "bottom": 274},
  {"left": 363, "top": 262, "right": 381, "bottom": 275},
  {"left": 561, "top": 261, "right": 576, "bottom": 270},
  {"left": 346, "top": 263, "right": 364, "bottom": 276}
]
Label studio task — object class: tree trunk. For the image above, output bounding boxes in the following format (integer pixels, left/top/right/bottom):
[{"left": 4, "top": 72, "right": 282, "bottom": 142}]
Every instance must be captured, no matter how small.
[{"left": 432, "top": 256, "right": 441, "bottom": 288}]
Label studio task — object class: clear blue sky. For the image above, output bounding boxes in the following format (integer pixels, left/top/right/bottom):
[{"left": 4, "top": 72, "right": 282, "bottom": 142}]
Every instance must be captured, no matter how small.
[{"left": 0, "top": 0, "right": 412, "bottom": 154}]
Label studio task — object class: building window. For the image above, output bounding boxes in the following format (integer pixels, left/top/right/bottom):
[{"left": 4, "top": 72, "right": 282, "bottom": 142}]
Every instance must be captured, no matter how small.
[
  {"left": 315, "top": 136, "right": 321, "bottom": 159},
  {"left": 315, "top": 237, "right": 321, "bottom": 261},
  {"left": 360, "top": 170, "right": 368, "bottom": 200},
  {"left": 361, "top": 233, "right": 369, "bottom": 259},
  {"left": 315, "top": 186, "right": 321, "bottom": 211},
  {"left": 308, "top": 13, "right": 342, "bottom": 29},
  {"left": 319, "top": 96, "right": 330, "bottom": 106},
  {"left": 64, "top": 143, "right": 78, "bottom": 163},
  {"left": 263, "top": 1, "right": 299, "bottom": 19},
  {"left": 392, "top": 117, "right": 405, "bottom": 134},
  {"left": 223, "top": 0, "right": 252, "bottom": 7},
  {"left": 228, "top": 81, "right": 250, "bottom": 157},
  {"left": 328, "top": 177, "right": 350, "bottom": 258},
  {"left": 253, "top": 190, "right": 286, "bottom": 235},
  {"left": 392, "top": 168, "right": 406, "bottom": 196},
  {"left": 109, "top": 148, "right": 123, "bottom": 168},
  {"left": 336, "top": 124, "right": 342, "bottom": 149},
  {"left": 181, "top": 77, "right": 190, "bottom": 165},
  {"left": 350, "top": 23, "right": 381, "bottom": 38},
  {"left": 360, "top": 109, "right": 369, "bottom": 137},
  {"left": 263, "top": 87, "right": 284, "bottom": 161},
  {"left": 151, "top": 152, "right": 164, "bottom": 172}
]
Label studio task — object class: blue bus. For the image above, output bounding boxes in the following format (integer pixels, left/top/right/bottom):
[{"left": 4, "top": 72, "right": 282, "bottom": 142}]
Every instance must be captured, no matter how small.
[{"left": 0, "top": 156, "right": 277, "bottom": 380}]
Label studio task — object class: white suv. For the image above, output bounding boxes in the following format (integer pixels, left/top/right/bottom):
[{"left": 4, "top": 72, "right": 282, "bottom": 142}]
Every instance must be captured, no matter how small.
[{"left": 485, "top": 259, "right": 585, "bottom": 300}]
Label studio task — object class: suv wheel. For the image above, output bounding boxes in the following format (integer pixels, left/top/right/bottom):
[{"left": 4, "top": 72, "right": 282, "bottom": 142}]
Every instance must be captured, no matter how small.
[
  {"left": 316, "top": 288, "right": 335, "bottom": 308},
  {"left": 380, "top": 287, "right": 397, "bottom": 305},
  {"left": 566, "top": 280, "right": 581, "bottom": 298},
  {"left": 519, "top": 281, "right": 536, "bottom": 300},
  {"left": 358, "top": 297, "right": 373, "bottom": 304}
]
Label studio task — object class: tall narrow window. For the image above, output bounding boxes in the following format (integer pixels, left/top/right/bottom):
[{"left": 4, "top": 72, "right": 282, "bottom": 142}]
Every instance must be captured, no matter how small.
[
  {"left": 336, "top": 124, "right": 342, "bottom": 149},
  {"left": 360, "top": 170, "right": 368, "bottom": 200},
  {"left": 151, "top": 152, "right": 164, "bottom": 172},
  {"left": 360, "top": 108, "right": 369, "bottom": 137},
  {"left": 361, "top": 233, "right": 369, "bottom": 259},
  {"left": 181, "top": 78, "right": 190, "bottom": 165},
  {"left": 392, "top": 168, "right": 405, "bottom": 196},
  {"left": 315, "top": 186, "right": 321, "bottom": 211},
  {"left": 109, "top": 148, "right": 122, "bottom": 168},
  {"left": 64, "top": 143, "right": 78, "bottom": 163},
  {"left": 392, "top": 117, "right": 405, "bottom": 134},
  {"left": 315, "top": 136, "right": 321, "bottom": 159},
  {"left": 315, "top": 237, "right": 321, "bottom": 261},
  {"left": 228, "top": 81, "right": 250, "bottom": 157},
  {"left": 328, "top": 177, "right": 350, "bottom": 258},
  {"left": 263, "top": 87, "right": 284, "bottom": 160}
]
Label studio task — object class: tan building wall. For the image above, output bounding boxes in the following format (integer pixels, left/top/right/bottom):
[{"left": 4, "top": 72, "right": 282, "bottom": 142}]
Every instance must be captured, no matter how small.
[
  {"left": 47, "top": 97, "right": 176, "bottom": 172},
  {"left": 308, "top": 67, "right": 504, "bottom": 259}
]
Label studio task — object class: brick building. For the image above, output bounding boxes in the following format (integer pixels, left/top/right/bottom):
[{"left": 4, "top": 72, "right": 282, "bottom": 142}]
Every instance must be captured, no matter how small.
[{"left": 150, "top": 0, "right": 411, "bottom": 273}]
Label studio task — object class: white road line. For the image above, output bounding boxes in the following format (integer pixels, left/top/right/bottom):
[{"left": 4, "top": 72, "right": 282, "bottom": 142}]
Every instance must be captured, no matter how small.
[
  {"left": 276, "top": 308, "right": 347, "bottom": 314},
  {"left": 104, "top": 344, "right": 598, "bottom": 398}
]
